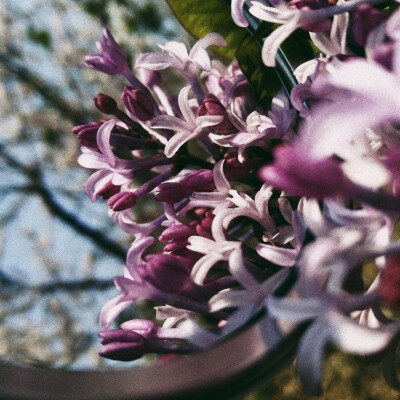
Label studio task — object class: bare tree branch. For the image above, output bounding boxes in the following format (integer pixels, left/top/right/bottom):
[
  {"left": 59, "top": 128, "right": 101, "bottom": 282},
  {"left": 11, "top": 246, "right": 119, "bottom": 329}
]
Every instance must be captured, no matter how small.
[
  {"left": 0, "top": 143, "right": 127, "bottom": 261},
  {"left": 0, "top": 52, "right": 94, "bottom": 125},
  {"left": 0, "top": 269, "right": 113, "bottom": 293}
]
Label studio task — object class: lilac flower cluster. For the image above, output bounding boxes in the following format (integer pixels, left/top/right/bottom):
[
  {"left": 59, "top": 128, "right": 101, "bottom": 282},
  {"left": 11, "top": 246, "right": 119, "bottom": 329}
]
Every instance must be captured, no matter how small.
[{"left": 73, "top": 1, "right": 400, "bottom": 393}]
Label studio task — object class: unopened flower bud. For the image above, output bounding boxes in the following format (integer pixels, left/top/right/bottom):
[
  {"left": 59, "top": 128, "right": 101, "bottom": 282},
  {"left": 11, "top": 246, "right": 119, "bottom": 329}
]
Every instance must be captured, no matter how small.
[
  {"left": 99, "top": 329, "right": 148, "bottom": 361},
  {"left": 136, "top": 254, "right": 192, "bottom": 294},
  {"left": 260, "top": 145, "right": 349, "bottom": 198},
  {"left": 94, "top": 93, "right": 118, "bottom": 114},
  {"left": 160, "top": 224, "right": 197, "bottom": 243},
  {"left": 195, "top": 212, "right": 214, "bottom": 239},
  {"left": 97, "top": 182, "right": 121, "bottom": 200},
  {"left": 198, "top": 94, "right": 236, "bottom": 134},
  {"left": 107, "top": 191, "right": 137, "bottom": 211},
  {"left": 160, "top": 224, "right": 198, "bottom": 253},
  {"left": 121, "top": 86, "right": 154, "bottom": 121},
  {"left": 154, "top": 182, "right": 187, "bottom": 203},
  {"left": 224, "top": 152, "right": 255, "bottom": 178},
  {"left": 72, "top": 121, "right": 103, "bottom": 150},
  {"left": 181, "top": 170, "right": 216, "bottom": 194}
]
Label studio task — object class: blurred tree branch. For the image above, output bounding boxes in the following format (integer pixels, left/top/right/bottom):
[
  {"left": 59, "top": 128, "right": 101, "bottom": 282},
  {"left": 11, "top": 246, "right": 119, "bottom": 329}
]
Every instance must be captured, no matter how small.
[
  {"left": 0, "top": 0, "right": 185, "bottom": 369},
  {"left": 0, "top": 143, "right": 127, "bottom": 260},
  {"left": 0, "top": 52, "right": 93, "bottom": 125}
]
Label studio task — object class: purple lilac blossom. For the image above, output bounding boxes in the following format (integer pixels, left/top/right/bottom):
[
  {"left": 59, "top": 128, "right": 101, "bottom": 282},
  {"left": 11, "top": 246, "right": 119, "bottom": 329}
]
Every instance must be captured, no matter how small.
[
  {"left": 85, "top": 28, "right": 131, "bottom": 76},
  {"left": 71, "top": 14, "right": 400, "bottom": 394}
]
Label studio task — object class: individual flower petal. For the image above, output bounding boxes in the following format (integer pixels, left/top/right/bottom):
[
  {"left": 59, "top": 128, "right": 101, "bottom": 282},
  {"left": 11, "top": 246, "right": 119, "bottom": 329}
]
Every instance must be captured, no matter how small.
[
  {"left": 256, "top": 244, "right": 297, "bottom": 266},
  {"left": 231, "top": 0, "right": 249, "bottom": 27},
  {"left": 99, "top": 294, "right": 135, "bottom": 331},
  {"left": 189, "top": 33, "right": 227, "bottom": 71},
  {"left": 296, "top": 318, "right": 332, "bottom": 395}
]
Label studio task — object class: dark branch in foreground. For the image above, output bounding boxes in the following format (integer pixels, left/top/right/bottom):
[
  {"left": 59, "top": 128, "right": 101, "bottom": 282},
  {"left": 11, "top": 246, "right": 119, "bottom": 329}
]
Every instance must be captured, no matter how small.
[{"left": 0, "top": 269, "right": 113, "bottom": 293}]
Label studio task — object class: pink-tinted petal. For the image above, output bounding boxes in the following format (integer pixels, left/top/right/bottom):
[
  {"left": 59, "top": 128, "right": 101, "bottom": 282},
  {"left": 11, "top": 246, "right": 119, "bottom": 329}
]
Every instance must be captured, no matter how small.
[
  {"left": 178, "top": 86, "right": 196, "bottom": 125},
  {"left": 77, "top": 149, "right": 107, "bottom": 169},
  {"left": 126, "top": 237, "right": 155, "bottom": 275},
  {"left": 329, "top": 311, "right": 400, "bottom": 354},
  {"left": 231, "top": 0, "right": 249, "bottom": 27},
  {"left": 151, "top": 115, "right": 191, "bottom": 131},
  {"left": 256, "top": 244, "right": 297, "bottom": 266},
  {"left": 97, "top": 119, "right": 117, "bottom": 167},
  {"left": 99, "top": 294, "right": 134, "bottom": 330},
  {"left": 161, "top": 41, "right": 189, "bottom": 60},
  {"left": 213, "top": 160, "right": 231, "bottom": 193},
  {"left": 135, "top": 52, "right": 177, "bottom": 70},
  {"left": 261, "top": 19, "right": 299, "bottom": 67},
  {"left": 84, "top": 169, "right": 112, "bottom": 201},
  {"left": 189, "top": 33, "right": 226, "bottom": 71},
  {"left": 196, "top": 115, "right": 224, "bottom": 128}
]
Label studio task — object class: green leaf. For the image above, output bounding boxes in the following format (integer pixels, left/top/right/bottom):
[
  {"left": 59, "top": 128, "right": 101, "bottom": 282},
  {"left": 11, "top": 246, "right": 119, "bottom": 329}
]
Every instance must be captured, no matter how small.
[
  {"left": 235, "top": 29, "right": 281, "bottom": 110},
  {"left": 165, "top": 0, "right": 280, "bottom": 107},
  {"left": 165, "top": 0, "right": 316, "bottom": 109},
  {"left": 237, "top": 22, "right": 315, "bottom": 109},
  {"left": 166, "top": 0, "right": 248, "bottom": 60}
]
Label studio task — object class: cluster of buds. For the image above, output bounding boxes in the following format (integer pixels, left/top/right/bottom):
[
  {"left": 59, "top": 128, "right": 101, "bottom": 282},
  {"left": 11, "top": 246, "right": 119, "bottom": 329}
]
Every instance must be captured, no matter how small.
[{"left": 73, "top": 0, "right": 400, "bottom": 392}]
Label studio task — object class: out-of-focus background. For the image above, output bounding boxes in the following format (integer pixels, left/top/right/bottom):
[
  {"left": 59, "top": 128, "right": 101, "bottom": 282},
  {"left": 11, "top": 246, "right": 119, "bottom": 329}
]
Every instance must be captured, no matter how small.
[
  {"left": 0, "top": 0, "right": 399, "bottom": 398},
  {"left": 0, "top": 0, "right": 184, "bottom": 370}
]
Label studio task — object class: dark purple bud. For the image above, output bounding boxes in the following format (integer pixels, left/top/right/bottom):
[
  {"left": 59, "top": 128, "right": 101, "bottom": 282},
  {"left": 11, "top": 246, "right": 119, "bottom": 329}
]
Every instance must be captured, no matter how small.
[
  {"left": 160, "top": 224, "right": 197, "bottom": 243},
  {"left": 195, "top": 225, "right": 213, "bottom": 239},
  {"left": 180, "top": 170, "right": 216, "bottom": 194},
  {"left": 350, "top": 4, "right": 386, "bottom": 47},
  {"left": 136, "top": 254, "right": 193, "bottom": 294},
  {"left": 72, "top": 121, "right": 103, "bottom": 150},
  {"left": 146, "top": 253, "right": 193, "bottom": 273},
  {"left": 224, "top": 151, "right": 255, "bottom": 178},
  {"left": 154, "top": 182, "right": 187, "bottom": 203},
  {"left": 121, "top": 86, "right": 154, "bottom": 121},
  {"left": 198, "top": 94, "right": 236, "bottom": 134},
  {"left": 195, "top": 212, "right": 214, "bottom": 239},
  {"left": 260, "top": 145, "right": 349, "bottom": 198},
  {"left": 163, "top": 239, "right": 190, "bottom": 252},
  {"left": 97, "top": 182, "right": 121, "bottom": 200},
  {"left": 107, "top": 191, "right": 137, "bottom": 211},
  {"left": 94, "top": 93, "right": 118, "bottom": 114},
  {"left": 72, "top": 121, "right": 100, "bottom": 136},
  {"left": 99, "top": 329, "right": 148, "bottom": 361},
  {"left": 200, "top": 212, "right": 214, "bottom": 231}
]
